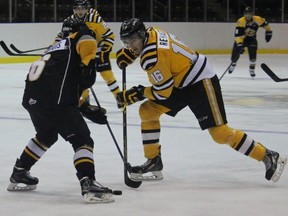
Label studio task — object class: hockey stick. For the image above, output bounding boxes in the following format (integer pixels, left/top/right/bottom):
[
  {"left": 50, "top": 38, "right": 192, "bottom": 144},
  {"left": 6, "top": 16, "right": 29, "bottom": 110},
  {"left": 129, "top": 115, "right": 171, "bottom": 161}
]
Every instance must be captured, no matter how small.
[
  {"left": 89, "top": 87, "right": 142, "bottom": 188},
  {"left": 219, "top": 63, "right": 232, "bottom": 81},
  {"left": 122, "top": 67, "right": 142, "bottom": 188},
  {"left": 0, "top": 41, "right": 42, "bottom": 56},
  {"left": 10, "top": 43, "right": 48, "bottom": 54},
  {"left": 261, "top": 63, "right": 288, "bottom": 82}
]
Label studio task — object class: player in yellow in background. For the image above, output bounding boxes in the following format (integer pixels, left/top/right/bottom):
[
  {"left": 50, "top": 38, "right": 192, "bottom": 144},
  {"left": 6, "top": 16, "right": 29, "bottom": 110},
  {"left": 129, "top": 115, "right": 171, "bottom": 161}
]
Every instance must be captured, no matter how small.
[
  {"left": 54, "top": 0, "right": 122, "bottom": 124},
  {"left": 115, "top": 18, "right": 286, "bottom": 183},
  {"left": 228, "top": 6, "right": 273, "bottom": 77}
]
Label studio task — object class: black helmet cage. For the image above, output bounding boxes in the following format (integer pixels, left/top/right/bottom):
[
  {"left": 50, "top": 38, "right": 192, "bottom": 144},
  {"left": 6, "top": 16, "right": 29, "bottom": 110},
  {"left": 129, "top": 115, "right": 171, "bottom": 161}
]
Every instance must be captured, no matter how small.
[{"left": 120, "top": 18, "right": 146, "bottom": 48}]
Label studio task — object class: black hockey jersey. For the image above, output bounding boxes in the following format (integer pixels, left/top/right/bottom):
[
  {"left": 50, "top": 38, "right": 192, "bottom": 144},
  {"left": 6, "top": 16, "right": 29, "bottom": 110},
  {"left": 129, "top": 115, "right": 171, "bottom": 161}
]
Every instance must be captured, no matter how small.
[{"left": 23, "top": 29, "right": 97, "bottom": 108}]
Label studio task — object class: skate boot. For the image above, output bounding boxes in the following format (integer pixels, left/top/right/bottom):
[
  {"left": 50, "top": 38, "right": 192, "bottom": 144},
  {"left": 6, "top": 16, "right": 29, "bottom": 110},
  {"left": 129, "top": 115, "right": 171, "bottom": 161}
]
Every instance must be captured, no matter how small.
[
  {"left": 80, "top": 177, "right": 114, "bottom": 203},
  {"left": 263, "top": 149, "right": 287, "bottom": 182},
  {"left": 228, "top": 62, "right": 236, "bottom": 74},
  {"left": 130, "top": 155, "right": 163, "bottom": 181},
  {"left": 249, "top": 64, "right": 256, "bottom": 77},
  {"left": 249, "top": 69, "right": 256, "bottom": 77},
  {"left": 7, "top": 159, "right": 39, "bottom": 191}
]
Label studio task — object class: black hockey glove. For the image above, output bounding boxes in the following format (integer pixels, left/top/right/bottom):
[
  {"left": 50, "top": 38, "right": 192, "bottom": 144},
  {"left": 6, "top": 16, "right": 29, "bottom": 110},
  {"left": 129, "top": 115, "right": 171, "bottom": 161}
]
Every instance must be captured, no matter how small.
[
  {"left": 80, "top": 102, "right": 107, "bottom": 125},
  {"left": 62, "top": 17, "right": 88, "bottom": 38},
  {"left": 95, "top": 45, "right": 112, "bottom": 72},
  {"left": 116, "top": 48, "right": 138, "bottom": 69},
  {"left": 79, "top": 59, "right": 96, "bottom": 89},
  {"left": 265, "top": 31, "right": 272, "bottom": 42},
  {"left": 237, "top": 43, "right": 245, "bottom": 54},
  {"left": 116, "top": 85, "right": 145, "bottom": 105}
]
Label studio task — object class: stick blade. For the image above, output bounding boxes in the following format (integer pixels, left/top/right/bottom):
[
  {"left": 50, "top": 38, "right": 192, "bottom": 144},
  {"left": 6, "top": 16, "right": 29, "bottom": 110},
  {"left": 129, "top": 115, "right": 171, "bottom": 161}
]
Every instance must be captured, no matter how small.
[
  {"left": 124, "top": 164, "right": 142, "bottom": 188},
  {"left": 261, "top": 63, "right": 288, "bottom": 82}
]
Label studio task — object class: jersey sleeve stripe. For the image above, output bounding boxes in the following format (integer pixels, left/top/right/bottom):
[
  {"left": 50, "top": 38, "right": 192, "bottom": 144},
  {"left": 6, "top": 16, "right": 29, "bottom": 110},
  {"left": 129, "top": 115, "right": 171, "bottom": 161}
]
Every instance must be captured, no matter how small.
[
  {"left": 152, "top": 77, "right": 174, "bottom": 91},
  {"left": 179, "top": 54, "right": 207, "bottom": 87}
]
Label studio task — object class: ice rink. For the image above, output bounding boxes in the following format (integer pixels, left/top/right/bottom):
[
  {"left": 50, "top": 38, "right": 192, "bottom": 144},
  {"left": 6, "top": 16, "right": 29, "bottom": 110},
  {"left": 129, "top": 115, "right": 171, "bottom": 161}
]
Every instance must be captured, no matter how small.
[{"left": 0, "top": 54, "right": 288, "bottom": 216}]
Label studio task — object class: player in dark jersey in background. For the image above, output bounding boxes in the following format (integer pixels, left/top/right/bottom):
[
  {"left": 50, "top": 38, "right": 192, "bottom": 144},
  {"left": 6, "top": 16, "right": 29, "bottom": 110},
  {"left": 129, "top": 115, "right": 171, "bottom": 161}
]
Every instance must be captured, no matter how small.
[
  {"left": 54, "top": 0, "right": 122, "bottom": 114},
  {"left": 115, "top": 18, "right": 286, "bottom": 183},
  {"left": 7, "top": 19, "right": 114, "bottom": 203},
  {"left": 228, "top": 7, "right": 272, "bottom": 77}
]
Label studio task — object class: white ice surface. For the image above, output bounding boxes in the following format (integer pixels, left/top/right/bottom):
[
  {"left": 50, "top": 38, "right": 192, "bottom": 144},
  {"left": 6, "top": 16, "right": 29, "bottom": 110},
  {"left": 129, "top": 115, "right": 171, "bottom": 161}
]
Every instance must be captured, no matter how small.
[{"left": 0, "top": 55, "right": 288, "bottom": 216}]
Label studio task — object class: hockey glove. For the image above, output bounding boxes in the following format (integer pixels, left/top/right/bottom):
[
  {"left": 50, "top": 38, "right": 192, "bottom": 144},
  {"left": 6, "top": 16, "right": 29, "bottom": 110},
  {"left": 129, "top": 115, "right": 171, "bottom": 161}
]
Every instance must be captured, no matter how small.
[
  {"left": 265, "top": 31, "right": 272, "bottom": 42},
  {"left": 237, "top": 43, "right": 245, "bottom": 54},
  {"left": 116, "top": 85, "right": 145, "bottom": 105},
  {"left": 79, "top": 59, "right": 96, "bottom": 89},
  {"left": 117, "top": 101, "right": 125, "bottom": 110},
  {"left": 80, "top": 102, "right": 107, "bottom": 125},
  {"left": 116, "top": 48, "right": 138, "bottom": 69},
  {"left": 96, "top": 45, "right": 112, "bottom": 72}
]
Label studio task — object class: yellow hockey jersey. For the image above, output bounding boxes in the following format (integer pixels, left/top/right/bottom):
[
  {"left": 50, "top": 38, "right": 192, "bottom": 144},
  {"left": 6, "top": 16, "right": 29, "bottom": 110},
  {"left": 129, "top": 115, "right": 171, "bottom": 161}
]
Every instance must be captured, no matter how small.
[
  {"left": 234, "top": 15, "right": 271, "bottom": 44},
  {"left": 54, "top": 9, "right": 115, "bottom": 50},
  {"left": 140, "top": 27, "right": 215, "bottom": 101},
  {"left": 85, "top": 9, "right": 115, "bottom": 49}
]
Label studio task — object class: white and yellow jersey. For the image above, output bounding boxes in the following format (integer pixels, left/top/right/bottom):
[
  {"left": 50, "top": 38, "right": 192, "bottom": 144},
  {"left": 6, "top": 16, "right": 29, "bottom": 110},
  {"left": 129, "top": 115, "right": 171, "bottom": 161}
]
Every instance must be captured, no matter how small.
[
  {"left": 140, "top": 27, "right": 215, "bottom": 101},
  {"left": 54, "top": 9, "right": 115, "bottom": 50},
  {"left": 85, "top": 9, "right": 115, "bottom": 49}
]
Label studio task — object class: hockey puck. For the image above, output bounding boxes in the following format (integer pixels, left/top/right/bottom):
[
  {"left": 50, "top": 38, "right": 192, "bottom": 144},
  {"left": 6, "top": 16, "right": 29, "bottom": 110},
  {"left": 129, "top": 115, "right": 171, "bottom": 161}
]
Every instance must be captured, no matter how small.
[{"left": 113, "top": 190, "right": 122, "bottom": 195}]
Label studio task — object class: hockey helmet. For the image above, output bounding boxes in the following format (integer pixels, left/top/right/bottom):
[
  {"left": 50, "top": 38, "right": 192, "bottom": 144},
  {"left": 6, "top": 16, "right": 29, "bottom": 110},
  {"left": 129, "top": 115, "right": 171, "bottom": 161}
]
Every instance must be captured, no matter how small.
[
  {"left": 73, "top": 0, "right": 90, "bottom": 17},
  {"left": 73, "top": 0, "right": 90, "bottom": 9},
  {"left": 243, "top": 7, "right": 253, "bottom": 20},
  {"left": 244, "top": 7, "right": 253, "bottom": 15},
  {"left": 120, "top": 18, "right": 146, "bottom": 48}
]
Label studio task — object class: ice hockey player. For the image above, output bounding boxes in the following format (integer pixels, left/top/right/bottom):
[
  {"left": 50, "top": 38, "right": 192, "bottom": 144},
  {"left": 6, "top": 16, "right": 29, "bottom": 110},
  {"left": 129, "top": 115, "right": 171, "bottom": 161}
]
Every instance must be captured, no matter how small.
[
  {"left": 54, "top": 0, "right": 122, "bottom": 119},
  {"left": 115, "top": 18, "right": 286, "bottom": 183},
  {"left": 228, "top": 6, "right": 273, "bottom": 77},
  {"left": 7, "top": 18, "right": 114, "bottom": 203}
]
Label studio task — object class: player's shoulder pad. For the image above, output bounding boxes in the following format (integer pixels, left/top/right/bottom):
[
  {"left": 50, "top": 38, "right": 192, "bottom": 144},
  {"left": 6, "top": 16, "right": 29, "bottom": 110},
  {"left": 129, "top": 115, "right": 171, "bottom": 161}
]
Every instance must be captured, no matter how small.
[
  {"left": 236, "top": 17, "right": 246, "bottom": 27},
  {"left": 253, "top": 16, "right": 267, "bottom": 25},
  {"left": 72, "top": 28, "right": 96, "bottom": 42}
]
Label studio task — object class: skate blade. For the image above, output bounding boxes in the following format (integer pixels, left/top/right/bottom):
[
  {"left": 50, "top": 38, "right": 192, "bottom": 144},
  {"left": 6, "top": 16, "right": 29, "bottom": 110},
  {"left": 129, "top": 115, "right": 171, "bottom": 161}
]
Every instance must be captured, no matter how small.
[
  {"left": 7, "top": 182, "right": 37, "bottom": 191},
  {"left": 83, "top": 192, "right": 114, "bottom": 203},
  {"left": 130, "top": 171, "right": 163, "bottom": 181},
  {"left": 272, "top": 156, "right": 287, "bottom": 182}
]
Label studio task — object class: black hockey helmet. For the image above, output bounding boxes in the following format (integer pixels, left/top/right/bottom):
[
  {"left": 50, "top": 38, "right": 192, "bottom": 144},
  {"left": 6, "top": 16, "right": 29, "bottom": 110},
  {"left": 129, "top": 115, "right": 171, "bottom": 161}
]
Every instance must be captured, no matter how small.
[
  {"left": 73, "top": 0, "right": 90, "bottom": 9},
  {"left": 244, "top": 7, "right": 253, "bottom": 15},
  {"left": 120, "top": 18, "right": 146, "bottom": 46},
  {"left": 62, "top": 17, "right": 89, "bottom": 37}
]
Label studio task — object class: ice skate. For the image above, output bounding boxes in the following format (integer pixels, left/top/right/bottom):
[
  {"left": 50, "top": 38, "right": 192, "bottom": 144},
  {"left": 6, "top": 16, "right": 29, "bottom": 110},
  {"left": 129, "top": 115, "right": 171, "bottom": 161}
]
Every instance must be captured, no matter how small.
[
  {"left": 7, "top": 159, "right": 39, "bottom": 191},
  {"left": 228, "top": 63, "right": 236, "bottom": 74},
  {"left": 130, "top": 155, "right": 163, "bottom": 181},
  {"left": 263, "top": 149, "right": 287, "bottom": 182},
  {"left": 80, "top": 177, "right": 114, "bottom": 203},
  {"left": 249, "top": 69, "right": 256, "bottom": 77}
]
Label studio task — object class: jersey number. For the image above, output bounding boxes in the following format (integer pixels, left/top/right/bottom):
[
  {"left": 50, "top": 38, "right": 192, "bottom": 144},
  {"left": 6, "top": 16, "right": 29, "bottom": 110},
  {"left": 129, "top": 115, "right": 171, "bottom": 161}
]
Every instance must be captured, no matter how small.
[
  {"left": 170, "top": 34, "right": 195, "bottom": 63},
  {"left": 28, "top": 54, "right": 51, "bottom": 81}
]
